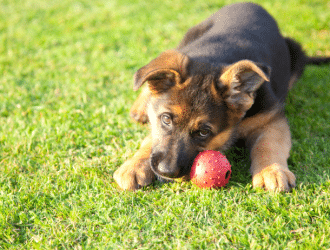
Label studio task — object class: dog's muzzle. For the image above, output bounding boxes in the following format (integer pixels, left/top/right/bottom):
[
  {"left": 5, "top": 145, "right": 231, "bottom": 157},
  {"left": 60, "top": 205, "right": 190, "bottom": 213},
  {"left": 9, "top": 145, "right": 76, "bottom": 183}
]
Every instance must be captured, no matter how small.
[{"left": 150, "top": 152, "right": 181, "bottom": 181}]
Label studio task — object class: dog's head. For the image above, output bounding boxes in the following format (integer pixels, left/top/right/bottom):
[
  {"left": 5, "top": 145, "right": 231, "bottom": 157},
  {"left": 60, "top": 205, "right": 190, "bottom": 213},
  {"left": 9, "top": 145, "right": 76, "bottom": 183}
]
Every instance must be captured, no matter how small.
[{"left": 134, "top": 50, "right": 270, "bottom": 181}]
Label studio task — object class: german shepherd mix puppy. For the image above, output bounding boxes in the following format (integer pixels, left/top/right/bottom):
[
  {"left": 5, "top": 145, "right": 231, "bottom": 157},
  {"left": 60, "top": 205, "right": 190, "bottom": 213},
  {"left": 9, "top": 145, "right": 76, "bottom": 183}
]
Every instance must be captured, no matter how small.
[{"left": 114, "top": 2, "right": 330, "bottom": 191}]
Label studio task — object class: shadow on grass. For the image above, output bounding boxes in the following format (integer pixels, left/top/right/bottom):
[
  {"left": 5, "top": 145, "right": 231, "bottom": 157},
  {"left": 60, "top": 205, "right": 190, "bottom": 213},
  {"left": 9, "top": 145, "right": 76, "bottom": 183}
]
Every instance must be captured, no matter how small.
[{"left": 225, "top": 139, "right": 252, "bottom": 187}]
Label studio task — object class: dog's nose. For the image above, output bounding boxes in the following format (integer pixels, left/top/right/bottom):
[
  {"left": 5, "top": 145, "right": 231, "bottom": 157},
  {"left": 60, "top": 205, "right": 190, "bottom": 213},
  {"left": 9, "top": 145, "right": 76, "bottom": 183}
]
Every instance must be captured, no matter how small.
[
  {"left": 157, "top": 162, "right": 180, "bottom": 178},
  {"left": 150, "top": 152, "right": 164, "bottom": 169},
  {"left": 150, "top": 152, "right": 180, "bottom": 178}
]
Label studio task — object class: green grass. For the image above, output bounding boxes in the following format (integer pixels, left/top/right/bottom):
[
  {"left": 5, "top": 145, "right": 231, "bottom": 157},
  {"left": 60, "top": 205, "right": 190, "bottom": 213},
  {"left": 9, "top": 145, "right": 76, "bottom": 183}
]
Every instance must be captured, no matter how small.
[{"left": 1, "top": 0, "right": 330, "bottom": 248}]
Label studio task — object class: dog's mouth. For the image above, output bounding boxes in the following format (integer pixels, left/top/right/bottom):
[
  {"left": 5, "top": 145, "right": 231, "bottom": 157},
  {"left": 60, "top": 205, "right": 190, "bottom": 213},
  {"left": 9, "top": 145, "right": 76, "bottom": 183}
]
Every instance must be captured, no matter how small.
[{"left": 155, "top": 174, "right": 174, "bottom": 183}]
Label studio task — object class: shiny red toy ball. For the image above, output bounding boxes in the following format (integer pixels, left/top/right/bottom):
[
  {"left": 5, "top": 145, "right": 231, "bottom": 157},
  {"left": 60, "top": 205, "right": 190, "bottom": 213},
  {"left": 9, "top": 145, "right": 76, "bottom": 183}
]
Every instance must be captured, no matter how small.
[{"left": 190, "top": 150, "right": 231, "bottom": 189}]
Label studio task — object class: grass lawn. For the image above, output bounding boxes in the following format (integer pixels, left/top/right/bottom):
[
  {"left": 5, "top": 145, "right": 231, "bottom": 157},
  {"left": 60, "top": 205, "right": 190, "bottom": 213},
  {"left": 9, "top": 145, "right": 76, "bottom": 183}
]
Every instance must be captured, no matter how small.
[{"left": 1, "top": 0, "right": 330, "bottom": 248}]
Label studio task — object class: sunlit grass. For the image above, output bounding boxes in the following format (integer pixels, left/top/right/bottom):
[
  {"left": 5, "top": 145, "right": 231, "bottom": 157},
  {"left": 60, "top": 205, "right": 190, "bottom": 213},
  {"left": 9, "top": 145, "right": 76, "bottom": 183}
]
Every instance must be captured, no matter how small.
[{"left": 0, "top": 0, "right": 329, "bottom": 248}]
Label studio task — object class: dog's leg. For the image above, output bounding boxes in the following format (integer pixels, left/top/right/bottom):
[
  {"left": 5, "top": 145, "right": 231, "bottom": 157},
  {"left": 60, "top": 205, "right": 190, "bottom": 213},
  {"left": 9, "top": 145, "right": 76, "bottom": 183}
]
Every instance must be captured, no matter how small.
[
  {"left": 130, "top": 86, "right": 150, "bottom": 124},
  {"left": 247, "top": 116, "right": 296, "bottom": 191},
  {"left": 113, "top": 135, "right": 155, "bottom": 190}
]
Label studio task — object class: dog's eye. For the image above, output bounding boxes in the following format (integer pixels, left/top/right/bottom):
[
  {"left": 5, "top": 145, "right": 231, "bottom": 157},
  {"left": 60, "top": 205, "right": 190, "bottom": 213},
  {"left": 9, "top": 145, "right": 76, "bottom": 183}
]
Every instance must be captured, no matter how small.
[
  {"left": 161, "top": 114, "right": 172, "bottom": 125},
  {"left": 198, "top": 129, "right": 211, "bottom": 137}
]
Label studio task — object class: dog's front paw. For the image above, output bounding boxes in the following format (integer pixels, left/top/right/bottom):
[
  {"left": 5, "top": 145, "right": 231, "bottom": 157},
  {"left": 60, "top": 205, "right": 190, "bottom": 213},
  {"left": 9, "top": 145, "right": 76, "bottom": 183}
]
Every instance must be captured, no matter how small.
[
  {"left": 113, "top": 158, "right": 155, "bottom": 190},
  {"left": 252, "top": 163, "right": 296, "bottom": 192}
]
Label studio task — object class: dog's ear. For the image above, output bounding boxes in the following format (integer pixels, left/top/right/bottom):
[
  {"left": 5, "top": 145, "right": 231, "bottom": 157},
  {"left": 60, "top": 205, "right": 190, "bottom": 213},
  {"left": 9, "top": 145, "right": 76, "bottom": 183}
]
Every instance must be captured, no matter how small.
[
  {"left": 133, "top": 50, "right": 189, "bottom": 92},
  {"left": 219, "top": 60, "right": 271, "bottom": 111}
]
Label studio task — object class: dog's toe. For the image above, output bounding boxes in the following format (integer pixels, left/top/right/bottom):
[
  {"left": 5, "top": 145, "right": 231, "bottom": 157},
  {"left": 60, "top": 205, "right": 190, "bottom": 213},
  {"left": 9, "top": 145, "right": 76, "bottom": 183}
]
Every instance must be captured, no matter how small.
[
  {"left": 252, "top": 163, "right": 296, "bottom": 192},
  {"left": 114, "top": 158, "right": 155, "bottom": 191},
  {"left": 113, "top": 163, "right": 139, "bottom": 190}
]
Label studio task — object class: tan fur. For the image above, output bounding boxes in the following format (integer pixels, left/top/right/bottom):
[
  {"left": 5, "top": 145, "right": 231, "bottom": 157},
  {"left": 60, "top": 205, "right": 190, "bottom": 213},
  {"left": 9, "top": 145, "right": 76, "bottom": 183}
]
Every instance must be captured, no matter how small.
[
  {"left": 188, "top": 115, "right": 212, "bottom": 131},
  {"left": 113, "top": 135, "right": 154, "bottom": 190},
  {"left": 206, "top": 128, "right": 233, "bottom": 150},
  {"left": 170, "top": 104, "right": 188, "bottom": 121},
  {"left": 220, "top": 60, "right": 270, "bottom": 112},
  {"left": 210, "top": 80, "right": 221, "bottom": 102},
  {"left": 220, "top": 60, "right": 269, "bottom": 86},
  {"left": 130, "top": 86, "right": 151, "bottom": 123},
  {"left": 133, "top": 50, "right": 189, "bottom": 91},
  {"left": 237, "top": 108, "right": 282, "bottom": 138},
  {"left": 245, "top": 115, "right": 295, "bottom": 191}
]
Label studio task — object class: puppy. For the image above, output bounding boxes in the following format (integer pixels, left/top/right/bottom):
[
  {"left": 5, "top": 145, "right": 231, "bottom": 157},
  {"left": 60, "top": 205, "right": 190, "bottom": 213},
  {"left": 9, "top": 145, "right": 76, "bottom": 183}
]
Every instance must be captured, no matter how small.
[{"left": 114, "top": 2, "right": 330, "bottom": 191}]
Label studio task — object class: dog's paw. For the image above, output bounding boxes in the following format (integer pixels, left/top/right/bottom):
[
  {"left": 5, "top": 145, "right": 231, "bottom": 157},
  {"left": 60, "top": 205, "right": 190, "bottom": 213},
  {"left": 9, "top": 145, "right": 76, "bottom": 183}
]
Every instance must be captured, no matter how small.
[
  {"left": 113, "top": 158, "right": 155, "bottom": 190},
  {"left": 252, "top": 163, "right": 296, "bottom": 192}
]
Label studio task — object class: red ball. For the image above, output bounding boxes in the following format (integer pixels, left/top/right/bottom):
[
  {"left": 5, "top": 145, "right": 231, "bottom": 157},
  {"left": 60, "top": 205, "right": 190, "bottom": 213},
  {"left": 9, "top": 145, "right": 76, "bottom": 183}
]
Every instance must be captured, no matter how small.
[{"left": 190, "top": 150, "right": 231, "bottom": 189}]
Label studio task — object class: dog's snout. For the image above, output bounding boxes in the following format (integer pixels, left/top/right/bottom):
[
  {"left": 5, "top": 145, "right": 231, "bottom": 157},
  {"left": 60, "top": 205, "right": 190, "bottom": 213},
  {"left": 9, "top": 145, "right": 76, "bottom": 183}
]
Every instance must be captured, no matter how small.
[
  {"left": 151, "top": 152, "right": 164, "bottom": 169},
  {"left": 150, "top": 152, "right": 180, "bottom": 178}
]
